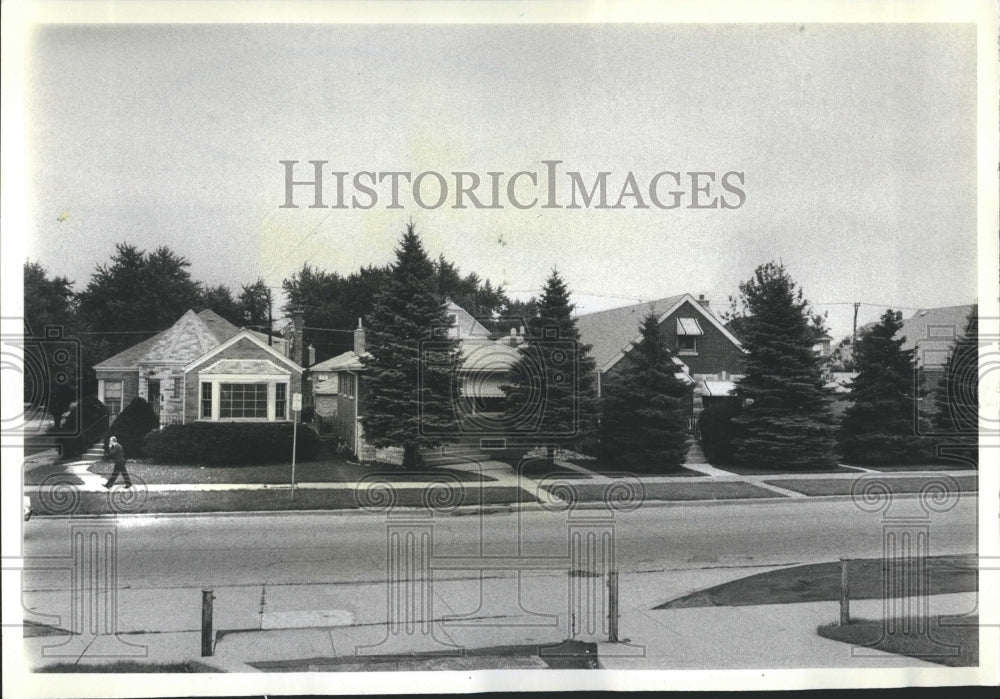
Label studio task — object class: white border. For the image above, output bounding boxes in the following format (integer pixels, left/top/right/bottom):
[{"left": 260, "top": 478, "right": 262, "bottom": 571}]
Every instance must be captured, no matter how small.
[{"left": 2, "top": 1, "right": 997, "bottom": 696}]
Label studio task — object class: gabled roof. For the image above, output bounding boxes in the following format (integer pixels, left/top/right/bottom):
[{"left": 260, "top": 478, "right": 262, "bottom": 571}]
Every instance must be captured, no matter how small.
[
  {"left": 94, "top": 309, "right": 242, "bottom": 371},
  {"left": 896, "top": 304, "right": 975, "bottom": 369},
  {"left": 184, "top": 329, "right": 302, "bottom": 373},
  {"left": 456, "top": 338, "right": 520, "bottom": 371},
  {"left": 445, "top": 300, "right": 493, "bottom": 339},
  {"left": 312, "top": 350, "right": 367, "bottom": 372},
  {"left": 576, "top": 293, "right": 744, "bottom": 373}
]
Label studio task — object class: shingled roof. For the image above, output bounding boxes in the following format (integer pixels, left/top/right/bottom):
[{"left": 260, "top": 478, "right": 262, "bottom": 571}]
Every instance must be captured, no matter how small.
[
  {"left": 93, "top": 309, "right": 242, "bottom": 370},
  {"left": 575, "top": 295, "right": 685, "bottom": 371},
  {"left": 576, "top": 293, "right": 742, "bottom": 372}
]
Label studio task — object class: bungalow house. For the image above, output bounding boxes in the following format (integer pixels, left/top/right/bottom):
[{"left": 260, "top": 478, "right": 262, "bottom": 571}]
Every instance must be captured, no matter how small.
[
  {"left": 575, "top": 293, "right": 746, "bottom": 422},
  {"left": 315, "top": 301, "right": 521, "bottom": 459},
  {"left": 93, "top": 309, "right": 303, "bottom": 426}
]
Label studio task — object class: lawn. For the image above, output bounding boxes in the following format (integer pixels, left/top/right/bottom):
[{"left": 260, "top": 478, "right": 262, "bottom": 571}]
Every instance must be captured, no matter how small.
[
  {"left": 27, "top": 484, "right": 533, "bottom": 516},
  {"left": 84, "top": 457, "right": 495, "bottom": 485},
  {"left": 709, "top": 462, "right": 861, "bottom": 476},
  {"left": 656, "top": 555, "right": 977, "bottom": 609},
  {"left": 854, "top": 462, "right": 976, "bottom": 473},
  {"left": 817, "top": 615, "right": 978, "bottom": 667},
  {"left": 514, "top": 458, "right": 706, "bottom": 481},
  {"left": 764, "top": 475, "right": 978, "bottom": 497},
  {"left": 536, "top": 479, "right": 778, "bottom": 504}
]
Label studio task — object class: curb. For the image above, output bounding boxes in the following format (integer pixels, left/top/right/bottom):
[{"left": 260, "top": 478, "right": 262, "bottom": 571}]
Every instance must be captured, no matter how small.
[{"left": 23, "top": 490, "right": 971, "bottom": 520}]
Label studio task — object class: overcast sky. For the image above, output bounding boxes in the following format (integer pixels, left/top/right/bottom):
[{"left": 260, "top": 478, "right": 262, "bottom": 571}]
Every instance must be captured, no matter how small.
[{"left": 23, "top": 22, "right": 978, "bottom": 340}]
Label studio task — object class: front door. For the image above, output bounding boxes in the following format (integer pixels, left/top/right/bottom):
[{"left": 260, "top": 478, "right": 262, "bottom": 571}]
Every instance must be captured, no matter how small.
[{"left": 148, "top": 380, "right": 161, "bottom": 419}]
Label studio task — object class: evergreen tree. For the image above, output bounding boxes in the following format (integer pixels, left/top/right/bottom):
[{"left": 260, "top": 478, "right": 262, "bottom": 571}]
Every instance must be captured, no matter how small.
[
  {"left": 933, "top": 305, "right": 979, "bottom": 465},
  {"left": 731, "top": 262, "right": 836, "bottom": 470},
  {"left": 598, "top": 312, "right": 692, "bottom": 470},
  {"left": 360, "top": 224, "right": 461, "bottom": 468},
  {"left": 838, "top": 309, "right": 928, "bottom": 464},
  {"left": 502, "top": 269, "right": 598, "bottom": 461}
]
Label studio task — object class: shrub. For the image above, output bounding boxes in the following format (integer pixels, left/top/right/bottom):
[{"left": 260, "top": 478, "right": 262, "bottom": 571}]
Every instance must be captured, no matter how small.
[
  {"left": 143, "top": 421, "right": 321, "bottom": 465},
  {"left": 57, "top": 395, "right": 109, "bottom": 457},
  {"left": 105, "top": 397, "right": 159, "bottom": 457},
  {"left": 698, "top": 401, "right": 743, "bottom": 465}
]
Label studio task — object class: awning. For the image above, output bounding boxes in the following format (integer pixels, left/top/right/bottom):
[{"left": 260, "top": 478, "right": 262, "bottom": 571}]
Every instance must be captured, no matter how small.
[
  {"left": 676, "top": 317, "right": 704, "bottom": 336},
  {"left": 702, "top": 380, "right": 736, "bottom": 397}
]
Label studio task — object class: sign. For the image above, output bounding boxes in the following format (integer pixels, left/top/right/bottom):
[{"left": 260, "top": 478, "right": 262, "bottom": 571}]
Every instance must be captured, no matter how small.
[{"left": 291, "top": 392, "right": 302, "bottom": 412}]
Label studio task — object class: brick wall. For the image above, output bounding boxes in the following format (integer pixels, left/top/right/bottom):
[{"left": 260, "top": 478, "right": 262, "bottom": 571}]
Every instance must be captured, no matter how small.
[{"left": 184, "top": 337, "right": 303, "bottom": 422}]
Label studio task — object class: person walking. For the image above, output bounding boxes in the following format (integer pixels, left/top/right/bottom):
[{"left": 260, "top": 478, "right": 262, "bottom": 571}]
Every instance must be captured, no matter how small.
[{"left": 104, "top": 435, "right": 132, "bottom": 489}]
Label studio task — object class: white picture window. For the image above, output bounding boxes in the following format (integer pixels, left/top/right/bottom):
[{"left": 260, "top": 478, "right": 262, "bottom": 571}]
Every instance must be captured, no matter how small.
[{"left": 220, "top": 383, "right": 268, "bottom": 419}]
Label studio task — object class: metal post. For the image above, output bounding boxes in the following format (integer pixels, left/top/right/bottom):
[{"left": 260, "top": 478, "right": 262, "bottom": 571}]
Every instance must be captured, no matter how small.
[
  {"left": 201, "top": 589, "right": 214, "bottom": 657},
  {"left": 291, "top": 415, "right": 298, "bottom": 499},
  {"left": 608, "top": 570, "right": 620, "bottom": 643},
  {"left": 839, "top": 559, "right": 850, "bottom": 626},
  {"left": 291, "top": 391, "right": 302, "bottom": 500}
]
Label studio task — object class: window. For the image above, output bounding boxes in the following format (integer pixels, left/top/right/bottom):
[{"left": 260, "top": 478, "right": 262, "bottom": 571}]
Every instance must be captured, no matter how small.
[
  {"left": 220, "top": 383, "right": 268, "bottom": 419},
  {"left": 200, "top": 382, "right": 213, "bottom": 419},
  {"left": 275, "top": 383, "right": 287, "bottom": 419},
  {"left": 173, "top": 376, "right": 183, "bottom": 397},
  {"left": 678, "top": 335, "right": 698, "bottom": 355},
  {"left": 104, "top": 381, "right": 123, "bottom": 415},
  {"left": 676, "top": 316, "right": 703, "bottom": 356},
  {"left": 341, "top": 373, "right": 355, "bottom": 397}
]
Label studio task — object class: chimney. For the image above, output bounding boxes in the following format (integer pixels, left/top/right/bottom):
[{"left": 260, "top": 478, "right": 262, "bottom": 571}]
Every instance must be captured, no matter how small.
[
  {"left": 354, "top": 318, "right": 366, "bottom": 355},
  {"left": 697, "top": 294, "right": 710, "bottom": 309},
  {"left": 509, "top": 327, "right": 517, "bottom": 346},
  {"left": 308, "top": 344, "right": 316, "bottom": 367},
  {"left": 290, "top": 310, "right": 305, "bottom": 367}
]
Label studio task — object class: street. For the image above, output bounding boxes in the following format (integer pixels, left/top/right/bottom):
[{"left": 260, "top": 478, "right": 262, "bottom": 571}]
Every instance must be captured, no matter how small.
[{"left": 21, "top": 494, "right": 977, "bottom": 593}]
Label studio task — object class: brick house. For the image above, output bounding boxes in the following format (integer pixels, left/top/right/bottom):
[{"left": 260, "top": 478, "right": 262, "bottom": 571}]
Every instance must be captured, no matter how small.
[
  {"left": 575, "top": 293, "right": 746, "bottom": 421},
  {"left": 93, "top": 309, "right": 301, "bottom": 425},
  {"left": 313, "top": 301, "right": 520, "bottom": 459}
]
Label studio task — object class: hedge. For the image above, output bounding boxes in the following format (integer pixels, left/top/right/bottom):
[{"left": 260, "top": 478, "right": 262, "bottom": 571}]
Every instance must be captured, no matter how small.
[
  {"left": 697, "top": 402, "right": 744, "bottom": 465},
  {"left": 57, "top": 396, "right": 109, "bottom": 457},
  {"left": 105, "top": 397, "right": 159, "bottom": 457},
  {"left": 143, "top": 422, "right": 321, "bottom": 465}
]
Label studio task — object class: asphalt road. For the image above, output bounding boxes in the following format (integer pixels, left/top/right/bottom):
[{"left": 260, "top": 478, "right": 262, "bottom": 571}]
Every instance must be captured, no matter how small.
[{"left": 20, "top": 494, "right": 978, "bottom": 594}]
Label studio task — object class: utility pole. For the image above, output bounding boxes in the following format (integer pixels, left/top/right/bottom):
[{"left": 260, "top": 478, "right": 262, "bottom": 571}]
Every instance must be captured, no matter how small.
[{"left": 852, "top": 302, "right": 861, "bottom": 344}]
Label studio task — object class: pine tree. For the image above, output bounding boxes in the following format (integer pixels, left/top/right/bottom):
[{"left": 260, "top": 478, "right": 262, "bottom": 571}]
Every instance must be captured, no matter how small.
[
  {"left": 360, "top": 224, "right": 461, "bottom": 468},
  {"left": 502, "top": 270, "right": 598, "bottom": 461},
  {"left": 838, "top": 309, "right": 928, "bottom": 464},
  {"left": 731, "top": 262, "right": 837, "bottom": 470},
  {"left": 598, "top": 312, "right": 692, "bottom": 471},
  {"left": 932, "top": 304, "right": 978, "bottom": 465}
]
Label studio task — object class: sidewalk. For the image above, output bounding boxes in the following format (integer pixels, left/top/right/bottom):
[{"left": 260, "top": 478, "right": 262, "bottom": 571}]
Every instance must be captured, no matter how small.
[
  {"left": 21, "top": 563, "right": 978, "bottom": 672},
  {"left": 22, "top": 448, "right": 978, "bottom": 517}
]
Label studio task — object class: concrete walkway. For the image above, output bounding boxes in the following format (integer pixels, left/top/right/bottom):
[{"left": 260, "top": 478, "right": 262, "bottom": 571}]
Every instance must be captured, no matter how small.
[{"left": 21, "top": 562, "right": 978, "bottom": 672}]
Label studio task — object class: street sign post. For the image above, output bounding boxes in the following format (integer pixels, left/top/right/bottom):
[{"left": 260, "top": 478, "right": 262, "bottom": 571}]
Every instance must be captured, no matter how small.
[{"left": 291, "top": 392, "right": 302, "bottom": 498}]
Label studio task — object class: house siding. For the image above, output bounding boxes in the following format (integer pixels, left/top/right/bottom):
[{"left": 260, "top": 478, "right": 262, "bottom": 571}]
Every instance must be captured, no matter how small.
[{"left": 333, "top": 372, "right": 368, "bottom": 458}]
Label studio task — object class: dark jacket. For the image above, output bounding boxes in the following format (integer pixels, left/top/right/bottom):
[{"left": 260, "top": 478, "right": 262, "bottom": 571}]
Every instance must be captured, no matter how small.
[{"left": 109, "top": 442, "right": 125, "bottom": 466}]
